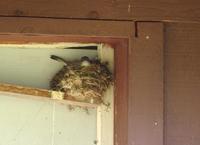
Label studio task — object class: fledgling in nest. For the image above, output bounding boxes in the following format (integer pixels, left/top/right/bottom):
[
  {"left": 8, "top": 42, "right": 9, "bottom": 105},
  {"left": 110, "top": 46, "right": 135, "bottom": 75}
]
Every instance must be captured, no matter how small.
[{"left": 50, "top": 55, "right": 113, "bottom": 104}]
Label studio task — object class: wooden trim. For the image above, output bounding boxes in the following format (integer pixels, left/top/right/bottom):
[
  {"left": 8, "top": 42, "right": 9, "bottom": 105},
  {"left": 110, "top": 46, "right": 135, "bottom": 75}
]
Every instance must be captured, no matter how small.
[
  {"left": 0, "top": 34, "right": 126, "bottom": 48},
  {"left": 0, "top": 17, "right": 132, "bottom": 37},
  {"left": 128, "top": 22, "right": 164, "bottom": 145},
  {"left": 0, "top": 83, "right": 49, "bottom": 97},
  {"left": 0, "top": 83, "right": 98, "bottom": 108},
  {"left": 114, "top": 39, "right": 129, "bottom": 145}
]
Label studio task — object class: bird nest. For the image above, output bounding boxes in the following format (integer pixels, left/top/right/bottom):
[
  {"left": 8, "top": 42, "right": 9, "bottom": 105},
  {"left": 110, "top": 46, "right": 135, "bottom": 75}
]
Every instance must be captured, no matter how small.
[{"left": 50, "top": 55, "right": 113, "bottom": 105}]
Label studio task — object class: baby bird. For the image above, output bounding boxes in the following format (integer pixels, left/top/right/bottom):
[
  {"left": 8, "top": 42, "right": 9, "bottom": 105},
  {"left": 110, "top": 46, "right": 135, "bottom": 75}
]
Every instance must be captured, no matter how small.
[{"left": 81, "top": 56, "right": 91, "bottom": 67}]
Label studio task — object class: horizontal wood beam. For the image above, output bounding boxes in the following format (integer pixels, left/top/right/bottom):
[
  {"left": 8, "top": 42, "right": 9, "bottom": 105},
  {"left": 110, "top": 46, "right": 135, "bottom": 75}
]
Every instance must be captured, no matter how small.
[
  {"left": 0, "top": 0, "right": 199, "bottom": 22},
  {"left": 0, "top": 83, "right": 98, "bottom": 108}
]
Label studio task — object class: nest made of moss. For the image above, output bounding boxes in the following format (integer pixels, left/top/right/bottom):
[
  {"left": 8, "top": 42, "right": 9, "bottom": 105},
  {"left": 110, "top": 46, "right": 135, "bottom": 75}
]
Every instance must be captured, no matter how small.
[{"left": 50, "top": 55, "right": 113, "bottom": 105}]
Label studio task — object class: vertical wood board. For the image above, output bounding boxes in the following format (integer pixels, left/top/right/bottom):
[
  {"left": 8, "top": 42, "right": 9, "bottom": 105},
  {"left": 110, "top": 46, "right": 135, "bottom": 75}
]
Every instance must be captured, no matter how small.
[
  {"left": 129, "top": 22, "right": 164, "bottom": 145},
  {"left": 164, "top": 22, "right": 200, "bottom": 145}
]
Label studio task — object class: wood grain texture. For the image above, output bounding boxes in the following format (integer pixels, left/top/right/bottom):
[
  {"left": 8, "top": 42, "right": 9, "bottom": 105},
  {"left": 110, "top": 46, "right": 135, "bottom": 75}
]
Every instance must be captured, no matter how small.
[
  {"left": 129, "top": 22, "right": 164, "bottom": 145},
  {"left": 0, "top": 17, "right": 132, "bottom": 37},
  {"left": 0, "top": 0, "right": 199, "bottom": 22},
  {"left": 0, "top": 83, "right": 50, "bottom": 97},
  {"left": 165, "top": 23, "right": 200, "bottom": 145},
  {"left": 133, "top": 0, "right": 200, "bottom": 22},
  {"left": 0, "top": 0, "right": 133, "bottom": 20},
  {"left": 0, "top": 83, "right": 98, "bottom": 108},
  {"left": 115, "top": 39, "right": 129, "bottom": 145}
]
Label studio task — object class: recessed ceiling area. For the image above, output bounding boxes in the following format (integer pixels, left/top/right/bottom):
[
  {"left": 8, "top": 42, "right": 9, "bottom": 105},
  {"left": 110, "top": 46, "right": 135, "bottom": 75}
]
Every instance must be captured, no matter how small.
[{"left": 0, "top": 43, "right": 98, "bottom": 89}]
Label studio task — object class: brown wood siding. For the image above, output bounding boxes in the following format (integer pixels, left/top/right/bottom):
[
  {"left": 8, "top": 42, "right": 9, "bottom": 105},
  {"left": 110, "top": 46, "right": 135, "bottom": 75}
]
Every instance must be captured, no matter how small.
[
  {"left": 129, "top": 22, "right": 164, "bottom": 145},
  {"left": 133, "top": 0, "right": 200, "bottom": 22},
  {"left": 0, "top": 0, "right": 199, "bottom": 22},
  {"left": 0, "top": 0, "right": 133, "bottom": 20},
  {"left": 165, "top": 23, "right": 200, "bottom": 145}
]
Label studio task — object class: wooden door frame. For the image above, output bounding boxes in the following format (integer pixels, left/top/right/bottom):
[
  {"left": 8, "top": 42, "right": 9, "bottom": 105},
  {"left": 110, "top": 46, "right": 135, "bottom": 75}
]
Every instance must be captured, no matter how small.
[{"left": 0, "top": 17, "right": 133, "bottom": 145}]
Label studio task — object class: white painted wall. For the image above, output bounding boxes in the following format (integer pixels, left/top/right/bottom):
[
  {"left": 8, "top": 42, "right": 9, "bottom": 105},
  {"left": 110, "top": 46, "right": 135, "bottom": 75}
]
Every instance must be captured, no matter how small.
[
  {"left": 0, "top": 43, "right": 97, "bottom": 89},
  {"left": 0, "top": 43, "right": 114, "bottom": 145},
  {"left": 0, "top": 93, "right": 97, "bottom": 145}
]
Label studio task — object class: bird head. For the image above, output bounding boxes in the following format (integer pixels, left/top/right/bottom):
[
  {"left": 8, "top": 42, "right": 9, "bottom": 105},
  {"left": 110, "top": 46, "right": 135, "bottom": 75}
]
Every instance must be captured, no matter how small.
[{"left": 81, "top": 56, "right": 91, "bottom": 67}]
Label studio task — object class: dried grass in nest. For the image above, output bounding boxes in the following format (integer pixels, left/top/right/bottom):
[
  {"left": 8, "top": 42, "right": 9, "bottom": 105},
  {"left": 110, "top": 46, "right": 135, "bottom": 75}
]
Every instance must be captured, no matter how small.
[{"left": 50, "top": 56, "right": 113, "bottom": 105}]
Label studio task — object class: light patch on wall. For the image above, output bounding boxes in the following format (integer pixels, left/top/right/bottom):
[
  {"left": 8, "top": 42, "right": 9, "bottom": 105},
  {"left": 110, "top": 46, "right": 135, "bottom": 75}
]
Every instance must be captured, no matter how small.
[
  {"left": 0, "top": 43, "right": 98, "bottom": 89},
  {"left": 0, "top": 93, "right": 97, "bottom": 145}
]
